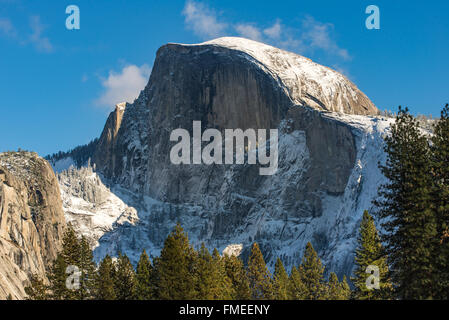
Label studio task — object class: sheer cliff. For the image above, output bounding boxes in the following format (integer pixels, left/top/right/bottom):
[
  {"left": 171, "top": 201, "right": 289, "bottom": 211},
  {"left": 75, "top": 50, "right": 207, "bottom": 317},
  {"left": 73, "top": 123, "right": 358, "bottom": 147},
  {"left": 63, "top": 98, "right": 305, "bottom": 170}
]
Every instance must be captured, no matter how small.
[{"left": 0, "top": 152, "right": 66, "bottom": 299}]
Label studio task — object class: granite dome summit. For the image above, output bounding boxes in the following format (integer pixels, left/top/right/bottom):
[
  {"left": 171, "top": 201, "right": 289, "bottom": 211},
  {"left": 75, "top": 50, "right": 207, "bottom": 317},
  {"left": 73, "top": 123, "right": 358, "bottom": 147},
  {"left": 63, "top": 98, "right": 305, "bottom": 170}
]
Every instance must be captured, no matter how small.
[{"left": 172, "top": 37, "right": 378, "bottom": 115}]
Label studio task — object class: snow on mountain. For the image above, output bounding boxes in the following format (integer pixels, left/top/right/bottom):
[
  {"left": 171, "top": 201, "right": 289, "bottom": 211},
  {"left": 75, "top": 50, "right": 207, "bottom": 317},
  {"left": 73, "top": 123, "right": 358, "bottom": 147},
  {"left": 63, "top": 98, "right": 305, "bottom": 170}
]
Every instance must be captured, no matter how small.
[
  {"left": 50, "top": 156, "right": 75, "bottom": 173},
  {"left": 55, "top": 37, "right": 391, "bottom": 278},
  {"left": 178, "top": 37, "right": 377, "bottom": 116},
  {"left": 57, "top": 164, "right": 138, "bottom": 250},
  {"left": 57, "top": 113, "right": 393, "bottom": 277}
]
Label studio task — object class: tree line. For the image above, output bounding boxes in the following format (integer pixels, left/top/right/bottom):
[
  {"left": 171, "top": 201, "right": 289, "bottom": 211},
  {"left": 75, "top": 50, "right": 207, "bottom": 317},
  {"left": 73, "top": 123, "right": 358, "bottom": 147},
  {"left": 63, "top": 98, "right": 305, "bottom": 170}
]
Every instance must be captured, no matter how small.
[{"left": 25, "top": 210, "right": 394, "bottom": 301}]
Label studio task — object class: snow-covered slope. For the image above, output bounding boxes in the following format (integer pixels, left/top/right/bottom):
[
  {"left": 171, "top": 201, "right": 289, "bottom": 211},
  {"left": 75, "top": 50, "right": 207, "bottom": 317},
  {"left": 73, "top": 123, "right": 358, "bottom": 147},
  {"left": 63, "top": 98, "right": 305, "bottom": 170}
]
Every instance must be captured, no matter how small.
[
  {"left": 57, "top": 165, "right": 138, "bottom": 250},
  {"left": 58, "top": 114, "right": 393, "bottom": 277}
]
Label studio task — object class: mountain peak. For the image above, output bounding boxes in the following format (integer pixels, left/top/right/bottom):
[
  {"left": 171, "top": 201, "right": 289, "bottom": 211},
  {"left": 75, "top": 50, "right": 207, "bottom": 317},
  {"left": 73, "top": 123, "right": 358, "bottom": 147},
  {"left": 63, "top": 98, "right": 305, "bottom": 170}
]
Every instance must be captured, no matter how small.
[{"left": 168, "top": 36, "right": 378, "bottom": 116}]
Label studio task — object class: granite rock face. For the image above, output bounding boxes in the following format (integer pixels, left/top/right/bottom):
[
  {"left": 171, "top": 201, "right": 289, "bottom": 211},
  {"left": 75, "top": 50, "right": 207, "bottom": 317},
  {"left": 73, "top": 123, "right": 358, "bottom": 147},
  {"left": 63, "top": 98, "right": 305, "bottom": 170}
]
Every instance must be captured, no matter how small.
[
  {"left": 0, "top": 152, "right": 66, "bottom": 299},
  {"left": 93, "top": 102, "right": 127, "bottom": 178},
  {"left": 94, "top": 38, "right": 371, "bottom": 207},
  {"left": 84, "top": 37, "right": 386, "bottom": 276}
]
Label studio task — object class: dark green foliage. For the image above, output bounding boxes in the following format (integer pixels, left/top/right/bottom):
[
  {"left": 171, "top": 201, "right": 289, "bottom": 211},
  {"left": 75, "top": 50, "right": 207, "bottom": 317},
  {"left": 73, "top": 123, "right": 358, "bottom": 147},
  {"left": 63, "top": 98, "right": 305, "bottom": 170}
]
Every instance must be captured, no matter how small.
[
  {"left": 135, "top": 250, "right": 154, "bottom": 300},
  {"left": 327, "top": 273, "right": 350, "bottom": 300},
  {"left": 223, "top": 254, "right": 251, "bottom": 300},
  {"left": 195, "top": 244, "right": 217, "bottom": 299},
  {"left": 298, "top": 242, "right": 326, "bottom": 300},
  {"left": 247, "top": 243, "right": 274, "bottom": 299},
  {"left": 46, "top": 226, "right": 95, "bottom": 300},
  {"left": 153, "top": 224, "right": 197, "bottom": 299},
  {"left": 341, "top": 276, "right": 351, "bottom": 299},
  {"left": 45, "top": 138, "right": 98, "bottom": 168},
  {"left": 77, "top": 236, "right": 96, "bottom": 299},
  {"left": 25, "top": 223, "right": 362, "bottom": 301},
  {"left": 94, "top": 255, "right": 116, "bottom": 300},
  {"left": 375, "top": 107, "right": 438, "bottom": 299},
  {"left": 113, "top": 253, "right": 137, "bottom": 300},
  {"left": 211, "top": 248, "right": 234, "bottom": 299},
  {"left": 430, "top": 104, "right": 449, "bottom": 299},
  {"left": 272, "top": 258, "right": 289, "bottom": 300},
  {"left": 288, "top": 266, "right": 306, "bottom": 299},
  {"left": 60, "top": 225, "right": 81, "bottom": 267},
  {"left": 352, "top": 210, "right": 392, "bottom": 300},
  {"left": 194, "top": 247, "right": 233, "bottom": 299},
  {"left": 47, "top": 255, "right": 69, "bottom": 300}
]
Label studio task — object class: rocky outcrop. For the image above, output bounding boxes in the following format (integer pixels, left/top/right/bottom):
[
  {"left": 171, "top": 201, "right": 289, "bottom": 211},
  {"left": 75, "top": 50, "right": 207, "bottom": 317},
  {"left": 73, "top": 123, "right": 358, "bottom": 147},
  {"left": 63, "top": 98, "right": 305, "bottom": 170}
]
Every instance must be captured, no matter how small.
[
  {"left": 93, "top": 102, "right": 127, "bottom": 178},
  {"left": 85, "top": 37, "right": 384, "bottom": 276},
  {"left": 0, "top": 152, "right": 66, "bottom": 299}
]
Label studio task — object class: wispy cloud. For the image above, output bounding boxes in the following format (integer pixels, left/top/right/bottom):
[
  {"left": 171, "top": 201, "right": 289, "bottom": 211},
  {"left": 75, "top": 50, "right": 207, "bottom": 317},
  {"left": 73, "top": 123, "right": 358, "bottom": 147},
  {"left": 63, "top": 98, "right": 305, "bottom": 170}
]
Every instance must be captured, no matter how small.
[
  {"left": 182, "top": 0, "right": 227, "bottom": 39},
  {"left": 181, "top": 1, "right": 350, "bottom": 61},
  {"left": 29, "top": 15, "right": 53, "bottom": 52},
  {"left": 96, "top": 64, "right": 152, "bottom": 108},
  {"left": 0, "top": 17, "right": 17, "bottom": 38},
  {"left": 301, "top": 16, "right": 350, "bottom": 60},
  {"left": 235, "top": 23, "right": 263, "bottom": 41},
  {"left": 263, "top": 19, "right": 281, "bottom": 39},
  {"left": 0, "top": 15, "right": 53, "bottom": 53}
]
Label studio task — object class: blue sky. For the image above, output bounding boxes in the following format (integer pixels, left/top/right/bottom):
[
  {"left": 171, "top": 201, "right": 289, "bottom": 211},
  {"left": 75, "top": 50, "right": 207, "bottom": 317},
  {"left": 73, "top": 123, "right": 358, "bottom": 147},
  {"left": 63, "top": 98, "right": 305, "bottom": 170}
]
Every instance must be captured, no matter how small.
[{"left": 0, "top": 0, "right": 448, "bottom": 156}]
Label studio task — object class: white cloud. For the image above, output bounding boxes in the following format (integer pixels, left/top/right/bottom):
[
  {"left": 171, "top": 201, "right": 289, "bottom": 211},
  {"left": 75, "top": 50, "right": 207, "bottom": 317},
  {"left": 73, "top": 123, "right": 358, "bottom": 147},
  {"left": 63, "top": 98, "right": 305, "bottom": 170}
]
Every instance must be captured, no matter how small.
[
  {"left": 235, "top": 24, "right": 262, "bottom": 41},
  {"left": 0, "top": 15, "right": 54, "bottom": 53},
  {"left": 29, "top": 15, "right": 53, "bottom": 53},
  {"left": 263, "top": 20, "right": 282, "bottom": 39},
  {"left": 96, "top": 64, "right": 152, "bottom": 108},
  {"left": 0, "top": 17, "right": 17, "bottom": 37},
  {"left": 182, "top": 1, "right": 228, "bottom": 40},
  {"left": 181, "top": 2, "right": 350, "bottom": 61},
  {"left": 301, "top": 16, "right": 350, "bottom": 60}
]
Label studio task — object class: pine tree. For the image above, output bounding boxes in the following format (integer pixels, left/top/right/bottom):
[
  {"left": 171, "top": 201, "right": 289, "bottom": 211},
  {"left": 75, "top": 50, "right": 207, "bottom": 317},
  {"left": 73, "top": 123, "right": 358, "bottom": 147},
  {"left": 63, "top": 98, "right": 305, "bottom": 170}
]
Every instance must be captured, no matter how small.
[
  {"left": 25, "top": 275, "right": 48, "bottom": 300},
  {"left": 272, "top": 258, "right": 289, "bottom": 300},
  {"left": 94, "top": 255, "right": 116, "bottom": 300},
  {"left": 430, "top": 104, "right": 449, "bottom": 299},
  {"left": 298, "top": 242, "right": 326, "bottom": 300},
  {"left": 113, "top": 253, "right": 137, "bottom": 300},
  {"left": 352, "top": 210, "right": 392, "bottom": 300},
  {"left": 327, "top": 273, "right": 350, "bottom": 300},
  {"left": 247, "top": 243, "right": 274, "bottom": 299},
  {"left": 211, "top": 248, "right": 234, "bottom": 299},
  {"left": 47, "top": 254, "right": 69, "bottom": 300},
  {"left": 135, "top": 250, "right": 154, "bottom": 300},
  {"left": 341, "top": 276, "right": 351, "bottom": 299},
  {"left": 154, "top": 224, "right": 197, "bottom": 299},
  {"left": 195, "top": 246, "right": 234, "bottom": 299},
  {"left": 375, "top": 107, "right": 438, "bottom": 299},
  {"left": 61, "top": 225, "right": 81, "bottom": 267},
  {"left": 58, "top": 225, "right": 81, "bottom": 300},
  {"left": 288, "top": 266, "right": 306, "bottom": 300},
  {"left": 223, "top": 254, "right": 251, "bottom": 300},
  {"left": 195, "top": 244, "right": 216, "bottom": 299},
  {"left": 77, "top": 236, "right": 96, "bottom": 300}
]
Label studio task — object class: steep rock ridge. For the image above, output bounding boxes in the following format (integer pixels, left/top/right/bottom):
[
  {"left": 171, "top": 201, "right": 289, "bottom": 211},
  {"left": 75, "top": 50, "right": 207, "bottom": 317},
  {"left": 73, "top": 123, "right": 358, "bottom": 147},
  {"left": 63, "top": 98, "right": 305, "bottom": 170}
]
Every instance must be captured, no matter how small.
[
  {"left": 0, "top": 152, "right": 66, "bottom": 299},
  {"left": 93, "top": 102, "right": 127, "bottom": 178},
  {"left": 84, "top": 37, "right": 384, "bottom": 276}
]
